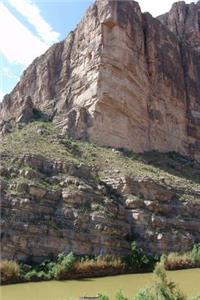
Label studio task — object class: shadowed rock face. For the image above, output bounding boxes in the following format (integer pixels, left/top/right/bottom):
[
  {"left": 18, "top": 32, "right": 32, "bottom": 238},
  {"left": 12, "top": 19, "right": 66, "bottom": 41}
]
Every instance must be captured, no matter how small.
[
  {"left": 0, "top": 0, "right": 200, "bottom": 160},
  {"left": 158, "top": 1, "right": 200, "bottom": 53}
]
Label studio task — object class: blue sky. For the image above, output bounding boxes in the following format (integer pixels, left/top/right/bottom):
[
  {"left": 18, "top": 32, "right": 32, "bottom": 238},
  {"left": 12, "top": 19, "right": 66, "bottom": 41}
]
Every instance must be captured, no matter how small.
[{"left": 0, "top": 0, "right": 195, "bottom": 101}]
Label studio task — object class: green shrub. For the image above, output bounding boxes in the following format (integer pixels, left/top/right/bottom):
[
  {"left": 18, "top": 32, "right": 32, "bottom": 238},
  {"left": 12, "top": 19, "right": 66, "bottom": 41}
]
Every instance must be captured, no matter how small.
[
  {"left": 115, "top": 290, "right": 128, "bottom": 300},
  {"left": 98, "top": 293, "right": 110, "bottom": 300},
  {"left": 124, "top": 242, "right": 157, "bottom": 271},
  {"left": 24, "top": 269, "right": 50, "bottom": 281},
  {"left": 37, "top": 271, "right": 50, "bottom": 279},
  {"left": 57, "top": 252, "right": 76, "bottom": 268},
  {"left": 134, "top": 263, "right": 186, "bottom": 300},
  {"left": 191, "top": 244, "right": 200, "bottom": 266},
  {"left": 24, "top": 269, "right": 38, "bottom": 280},
  {"left": 134, "top": 288, "right": 154, "bottom": 300},
  {"left": 39, "top": 259, "right": 56, "bottom": 274},
  {"left": 52, "top": 252, "right": 76, "bottom": 279},
  {"left": 154, "top": 263, "right": 186, "bottom": 300},
  {"left": 45, "top": 261, "right": 57, "bottom": 276},
  {"left": 32, "top": 108, "right": 44, "bottom": 120}
]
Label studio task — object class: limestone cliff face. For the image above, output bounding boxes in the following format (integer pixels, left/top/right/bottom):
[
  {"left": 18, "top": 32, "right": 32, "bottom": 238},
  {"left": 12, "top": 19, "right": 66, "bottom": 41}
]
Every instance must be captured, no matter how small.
[{"left": 0, "top": 0, "right": 200, "bottom": 160}]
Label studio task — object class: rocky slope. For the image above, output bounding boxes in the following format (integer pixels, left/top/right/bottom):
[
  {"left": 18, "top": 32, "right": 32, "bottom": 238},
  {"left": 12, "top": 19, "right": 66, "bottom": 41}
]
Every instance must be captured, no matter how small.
[
  {"left": 1, "top": 122, "right": 200, "bottom": 263},
  {"left": 0, "top": 0, "right": 200, "bottom": 160}
]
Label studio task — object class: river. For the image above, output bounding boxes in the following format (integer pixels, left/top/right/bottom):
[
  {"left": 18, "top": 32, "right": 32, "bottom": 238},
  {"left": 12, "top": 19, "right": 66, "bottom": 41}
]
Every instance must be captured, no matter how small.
[{"left": 1, "top": 269, "right": 200, "bottom": 300}]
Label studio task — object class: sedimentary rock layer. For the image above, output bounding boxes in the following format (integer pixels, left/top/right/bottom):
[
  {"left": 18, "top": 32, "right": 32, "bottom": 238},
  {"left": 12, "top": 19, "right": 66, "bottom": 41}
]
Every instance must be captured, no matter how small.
[{"left": 1, "top": 151, "right": 200, "bottom": 262}]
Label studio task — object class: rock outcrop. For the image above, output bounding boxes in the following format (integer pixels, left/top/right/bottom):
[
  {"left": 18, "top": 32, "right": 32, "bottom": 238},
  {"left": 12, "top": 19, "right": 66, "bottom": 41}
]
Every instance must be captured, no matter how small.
[
  {"left": 1, "top": 151, "right": 200, "bottom": 262},
  {"left": 0, "top": 0, "right": 200, "bottom": 160},
  {"left": 1, "top": 120, "right": 200, "bottom": 262},
  {"left": 104, "top": 174, "right": 200, "bottom": 254},
  {"left": 1, "top": 154, "right": 130, "bottom": 262}
]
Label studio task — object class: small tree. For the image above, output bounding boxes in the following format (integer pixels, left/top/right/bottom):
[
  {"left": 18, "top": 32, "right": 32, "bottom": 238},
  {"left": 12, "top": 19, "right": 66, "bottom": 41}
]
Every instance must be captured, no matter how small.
[
  {"left": 98, "top": 293, "right": 110, "bottom": 300},
  {"left": 115, "top": 290, "right": 128, "bottom": 300},
  {"left": 53, "top": 252, "right": 76, "bottom": 279},
  {"left": 191, "top": 244, "right": 200, "bottom": 266},
  {"left": 134, "top": 263, "right": 186, "bottom": 300}
]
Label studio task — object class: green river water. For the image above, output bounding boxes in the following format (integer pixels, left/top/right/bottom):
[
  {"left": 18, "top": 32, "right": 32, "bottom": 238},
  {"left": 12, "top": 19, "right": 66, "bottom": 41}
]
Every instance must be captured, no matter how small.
[{"left": 1, "top": 269, "right": 200, "bottom": 300}]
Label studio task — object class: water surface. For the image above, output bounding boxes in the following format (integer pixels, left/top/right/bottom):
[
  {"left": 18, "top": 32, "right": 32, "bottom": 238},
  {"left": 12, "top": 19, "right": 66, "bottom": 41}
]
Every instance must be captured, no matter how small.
[{"left": 1, "top": 269, "right": 200, "bottom": 300}]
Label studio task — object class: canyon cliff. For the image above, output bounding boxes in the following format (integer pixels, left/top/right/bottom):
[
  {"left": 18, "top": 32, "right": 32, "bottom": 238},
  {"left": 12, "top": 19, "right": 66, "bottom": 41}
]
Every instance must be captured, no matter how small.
[
  {"left": 0, "top": 0, "right": 200, "bottom": 160},
  {"left": 0, "top": 0, "right": 200, "bottom": 263}
]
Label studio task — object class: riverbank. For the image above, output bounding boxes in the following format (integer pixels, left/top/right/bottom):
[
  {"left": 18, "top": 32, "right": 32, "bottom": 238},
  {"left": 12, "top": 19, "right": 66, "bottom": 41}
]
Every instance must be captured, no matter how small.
[
  {"left": 1, "top": 267, "right": 200, "bottom": 300},
  {"left": 1, "top": 261, "right": 128, "bottom": 285},
  {"left": 162, "top": 244, "right": 200, "bottom": 270},
  {"left": 1, "top": 243, "right": 200, "bottom": 286},
  {"left": 0, "top": 252, "right": 153, "bottom": 285}
]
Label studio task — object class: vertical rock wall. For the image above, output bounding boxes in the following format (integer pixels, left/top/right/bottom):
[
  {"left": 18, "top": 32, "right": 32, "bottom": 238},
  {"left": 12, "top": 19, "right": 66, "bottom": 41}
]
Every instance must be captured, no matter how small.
[{"left": 0, "top": 0, "right": 200, "bottom": 160}]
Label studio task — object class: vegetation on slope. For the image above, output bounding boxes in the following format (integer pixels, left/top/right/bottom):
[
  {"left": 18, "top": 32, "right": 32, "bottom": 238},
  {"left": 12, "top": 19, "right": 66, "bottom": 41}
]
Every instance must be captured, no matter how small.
[{"left": 1, "top": 121, "right": 200, "bottom": 194}]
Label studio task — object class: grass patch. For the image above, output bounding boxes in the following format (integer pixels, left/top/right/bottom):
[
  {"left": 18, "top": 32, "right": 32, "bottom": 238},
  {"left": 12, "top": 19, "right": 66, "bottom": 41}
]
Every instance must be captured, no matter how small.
[
  {"left": 161, "top": 244, "right": 200, "bottom": 270},
  {"left": 0, "top": 260, "right": 20, "bottom": 283}
]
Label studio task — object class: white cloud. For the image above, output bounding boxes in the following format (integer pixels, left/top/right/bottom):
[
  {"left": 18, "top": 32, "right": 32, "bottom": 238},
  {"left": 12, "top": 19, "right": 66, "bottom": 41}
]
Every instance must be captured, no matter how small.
[
  {"left": 2, "top": 67, "right": 18, "bottom": 80},
  {"left": 7, "top": 0, "right": 60, "bottom": 44},
  {"left": 0, "top": 2, "right": 49, "bottom": 66},
  {"left": 138, "top": 0, "right": 195, "bottom": 17},
  {"left": 0, "top": 90, "right": 5, "bottom": 102}
]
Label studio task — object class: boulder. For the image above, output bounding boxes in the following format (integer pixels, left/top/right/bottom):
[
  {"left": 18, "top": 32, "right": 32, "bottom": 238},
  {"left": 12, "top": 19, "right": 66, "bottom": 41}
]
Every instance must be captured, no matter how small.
[{"left": 29, "top": 185, "right": 47, "bottom": 198}]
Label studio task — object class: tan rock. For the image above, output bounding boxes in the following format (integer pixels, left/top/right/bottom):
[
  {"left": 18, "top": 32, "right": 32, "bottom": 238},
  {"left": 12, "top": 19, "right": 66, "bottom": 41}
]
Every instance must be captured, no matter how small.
[
  {"left": 0, "top": 1, "right": 199, "bottom": 160},
  {"left": 29, "top": 185, "right": 47, "bottom": 198},
  {"left": 125, "top": 198, "right": 145, "bottom": 209},
  {"left": 0, "top": 166, "right": 9, "bottom": 177}
]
